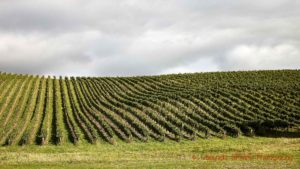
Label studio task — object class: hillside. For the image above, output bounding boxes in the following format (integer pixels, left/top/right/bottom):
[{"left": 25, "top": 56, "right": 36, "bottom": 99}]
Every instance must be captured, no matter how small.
[{"left": 0, "top": 70, "right": 299, "bottom": 146}]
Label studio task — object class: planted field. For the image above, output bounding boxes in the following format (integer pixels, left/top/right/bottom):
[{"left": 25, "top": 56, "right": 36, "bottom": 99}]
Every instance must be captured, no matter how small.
[{"left": 0, "top": 70, "right": 299, "bottom": 146}]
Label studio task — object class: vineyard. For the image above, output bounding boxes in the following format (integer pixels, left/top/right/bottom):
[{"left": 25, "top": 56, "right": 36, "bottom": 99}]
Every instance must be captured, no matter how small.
[{"left": 0, "top": 70, "right": 299, "bottom": 146}]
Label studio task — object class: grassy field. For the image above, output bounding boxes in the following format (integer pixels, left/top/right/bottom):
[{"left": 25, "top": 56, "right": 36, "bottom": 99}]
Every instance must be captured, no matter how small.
[{"left": 0, "top": 137, "right": 299, "bottom": 169}]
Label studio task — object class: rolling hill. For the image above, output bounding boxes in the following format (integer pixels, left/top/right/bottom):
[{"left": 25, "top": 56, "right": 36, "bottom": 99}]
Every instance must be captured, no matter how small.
[{"left": 0, "top": 70, "right": 299, "bottom": 146}]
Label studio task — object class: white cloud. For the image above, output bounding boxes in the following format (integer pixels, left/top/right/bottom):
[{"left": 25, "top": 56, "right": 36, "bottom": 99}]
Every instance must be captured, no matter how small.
[
  {"left": 225, "top": 44, "right": 300, "bottom": 70},
  {"left": 0, "top": 0, "right": 299, "bottom": 76},
  {"left": 161, "top": 57, "right": 219, "bottom": 74}
]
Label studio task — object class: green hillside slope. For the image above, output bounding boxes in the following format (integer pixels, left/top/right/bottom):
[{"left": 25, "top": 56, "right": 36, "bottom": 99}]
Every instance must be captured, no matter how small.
[{"left": 0, "top": 70, "right": 299, "bottom": 145}]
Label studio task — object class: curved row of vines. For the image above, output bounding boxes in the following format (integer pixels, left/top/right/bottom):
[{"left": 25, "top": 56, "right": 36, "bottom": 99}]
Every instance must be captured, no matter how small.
[{"left": 0, "top": 70, "right": 299, "bottom": 145}]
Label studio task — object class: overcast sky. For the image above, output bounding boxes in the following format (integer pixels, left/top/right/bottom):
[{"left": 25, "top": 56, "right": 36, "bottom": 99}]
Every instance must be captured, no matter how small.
[{"left": 0, "top": 0, "right": 299, "bottom": 76}]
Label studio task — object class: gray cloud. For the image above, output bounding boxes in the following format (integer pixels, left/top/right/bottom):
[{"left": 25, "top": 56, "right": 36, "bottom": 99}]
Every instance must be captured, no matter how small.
[{"left": 0, "top": 0, "right": 299, "bottom": 76}]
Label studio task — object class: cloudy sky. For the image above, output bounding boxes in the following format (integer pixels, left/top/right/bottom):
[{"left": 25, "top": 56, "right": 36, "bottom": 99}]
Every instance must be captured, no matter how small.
[{"left": 0, "top": 0, "right": 299, "bottom": 76}]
